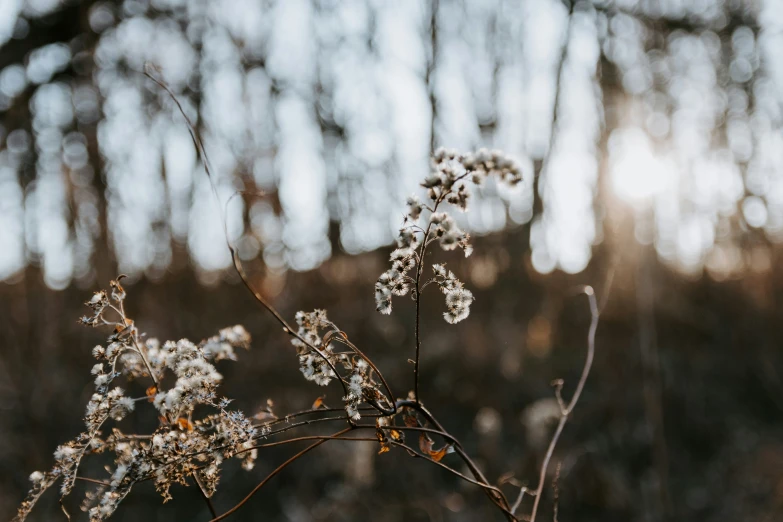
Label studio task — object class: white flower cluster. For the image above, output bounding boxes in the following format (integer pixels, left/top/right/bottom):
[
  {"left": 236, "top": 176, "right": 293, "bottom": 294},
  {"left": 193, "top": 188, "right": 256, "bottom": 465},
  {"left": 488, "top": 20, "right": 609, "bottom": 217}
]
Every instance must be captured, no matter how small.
[
  {"left": 209, "top": 408, "right": 259, "bottom": 471},
  {"left": 14, "top": 280, "right": 258, "bottom": 522},
  {"left": 375, "top": 247, "right": 416, "bottom": 315},
  {"left": 201, "top": 325, "right": 251, "bottom": 362},
  {"left": 432, "top": 264, "right": 474, "bottom": 324},
  {"left": 375, "top": 147, "right": 519, "bottom": 324},
  {"left": 86, "top": 387, "right": 135, "bottom": 427},
  {"left": 333, "top": 354, "right": 388, "bottom": 422},
  {"left": 151, "top": 340, "right": 224, "bottom": 419},
  {"left": 79, "top": 289, "right": 110, "bottom": 326},
  {"left": 428, "top": 146, "right": 523, "bottom": 191},
  {"left": 343, "top": 359, "right": 370, "bottom": 421},
  {"left": 429, "top": 211, "right": 471, "bottom": 255},
  {"left": 289, "top": 309, "right": 388, "bottom": 421},
  {"left": 82, "top": 403, "right": 260, "bottom": 522},
  {"left": 292, "top": 310, "right": 338, "bottom": 386},
  {"left": 85, "top": 445, "right": 145, "bottom": 521}
]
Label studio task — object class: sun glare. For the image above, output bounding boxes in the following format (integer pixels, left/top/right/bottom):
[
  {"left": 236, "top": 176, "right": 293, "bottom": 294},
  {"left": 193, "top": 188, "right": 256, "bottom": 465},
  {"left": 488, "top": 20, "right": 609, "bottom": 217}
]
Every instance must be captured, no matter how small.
[{"left": 609, "top": 127, "right": 675, "bottom": 204}]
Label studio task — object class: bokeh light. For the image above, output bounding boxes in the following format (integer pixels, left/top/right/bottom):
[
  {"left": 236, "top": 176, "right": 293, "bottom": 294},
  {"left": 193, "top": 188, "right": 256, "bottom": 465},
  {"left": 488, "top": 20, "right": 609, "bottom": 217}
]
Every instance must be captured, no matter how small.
[{"left": 0, "top": 0, "right": 777, "bottom": 287}]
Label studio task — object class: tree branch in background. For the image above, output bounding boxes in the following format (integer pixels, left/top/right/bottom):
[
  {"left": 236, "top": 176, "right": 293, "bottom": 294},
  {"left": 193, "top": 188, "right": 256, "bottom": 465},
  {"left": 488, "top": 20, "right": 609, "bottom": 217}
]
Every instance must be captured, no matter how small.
[{"left": 521, "top": 285, "right": 599, "bottom": 522}]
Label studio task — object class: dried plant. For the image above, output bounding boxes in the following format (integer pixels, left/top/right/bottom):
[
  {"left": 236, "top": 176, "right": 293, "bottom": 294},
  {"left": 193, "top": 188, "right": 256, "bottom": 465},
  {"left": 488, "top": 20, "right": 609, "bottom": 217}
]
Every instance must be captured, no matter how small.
[{"left": 14, "top": 74, "right": 601, "bottom": 522}]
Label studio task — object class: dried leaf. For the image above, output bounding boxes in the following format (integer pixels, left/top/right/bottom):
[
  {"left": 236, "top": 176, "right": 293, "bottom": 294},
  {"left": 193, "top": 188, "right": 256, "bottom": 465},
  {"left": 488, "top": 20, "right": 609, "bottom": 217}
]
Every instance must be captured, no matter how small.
[
  {"left": 428, "top": 444, "right": 453, "bottom": 462},
  {"left": 389, "top": 429, "right": 403, "bottom": 442},
  {"left": 403, "top": 411, "right": 419, "bottom": 427},
  {"left": 254, "top": 399, "right": 278, "bottom": 421},
  {"left": 176, "top": 417, "right": 194, "bottom": 431},
  {"left": 419, "top": 433, "right": 433, "bottom": 454},
  {"left": 419, "top": 433, "right": 453, "bottom": 462},
  {"left": 312, "top": 396, "right": 327, "bottom": 409},
  {"left": 112, "top": 318, "right": 134, "bottom": 341},
  {"left": 110, "top": 276, "right": 126, "bottom": 301},
  {"left": 252, "top": 410, "right": 277, "bottom": 421},
  {"left": 146, "top": 385, "right": 157, "bottom": 402},
  {"left": 374, "top": 419, "right": 396, "bottom": 453}
]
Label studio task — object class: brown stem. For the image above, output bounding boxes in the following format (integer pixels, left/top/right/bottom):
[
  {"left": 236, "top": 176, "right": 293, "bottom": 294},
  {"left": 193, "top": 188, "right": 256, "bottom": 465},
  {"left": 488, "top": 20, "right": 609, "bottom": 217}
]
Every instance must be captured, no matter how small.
[
  {"left": 410, "top": 172, "right": 469, "bottom": 403},
  {"left": 73, "top": 476, "right": 111, "bottom": 487},
  {"left": 412, "top": 201, "right": 440, "bottom": 403}
]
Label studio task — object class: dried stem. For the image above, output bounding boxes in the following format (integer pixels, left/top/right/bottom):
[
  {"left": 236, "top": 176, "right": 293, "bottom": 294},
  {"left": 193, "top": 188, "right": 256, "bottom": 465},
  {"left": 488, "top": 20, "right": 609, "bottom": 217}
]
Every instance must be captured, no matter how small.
[
  {"left": 412, "top": 214, "right": 436, "bottom": 403},
  {"left": 525, "top": 286, "right": 599, "bottom": 522}
]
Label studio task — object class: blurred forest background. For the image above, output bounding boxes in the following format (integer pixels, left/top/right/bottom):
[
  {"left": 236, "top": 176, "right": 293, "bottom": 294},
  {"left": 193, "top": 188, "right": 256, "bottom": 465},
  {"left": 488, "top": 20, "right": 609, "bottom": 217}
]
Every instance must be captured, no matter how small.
[{"left": 2, "top": 0, "right": 783, "bottom": 520}]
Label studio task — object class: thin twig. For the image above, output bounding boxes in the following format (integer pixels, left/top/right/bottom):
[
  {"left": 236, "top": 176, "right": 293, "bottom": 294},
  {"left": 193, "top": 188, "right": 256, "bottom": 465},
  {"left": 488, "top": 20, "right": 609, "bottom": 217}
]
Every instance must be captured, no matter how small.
[
  {"left": 413, "top": 215, "right": 436, "bottom": 403},
  {"left": 552, "top": 462, "right": 561, "bottom": 522},
  {"left": 526, "top": 286, "right": 598, "bottom": 522},
  {"left": 73, "top": 476, "right": 111, "bottom": 487},
  {"left": 251, "top": 406, "right": 375, "bottom": 430},
  {"left": 374, "top": 425, "right": 462, "bottom": 446},
  {"left": 510, "top": 485, "right": 530, "bottom": 516}
]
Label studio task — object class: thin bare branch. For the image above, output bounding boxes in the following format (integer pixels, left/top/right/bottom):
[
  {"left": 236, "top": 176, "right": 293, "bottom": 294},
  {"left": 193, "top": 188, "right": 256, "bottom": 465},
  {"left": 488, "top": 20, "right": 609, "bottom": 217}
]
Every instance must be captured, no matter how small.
[{"left": 526, "top": 286, "right": 599, "bottom": 522}]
